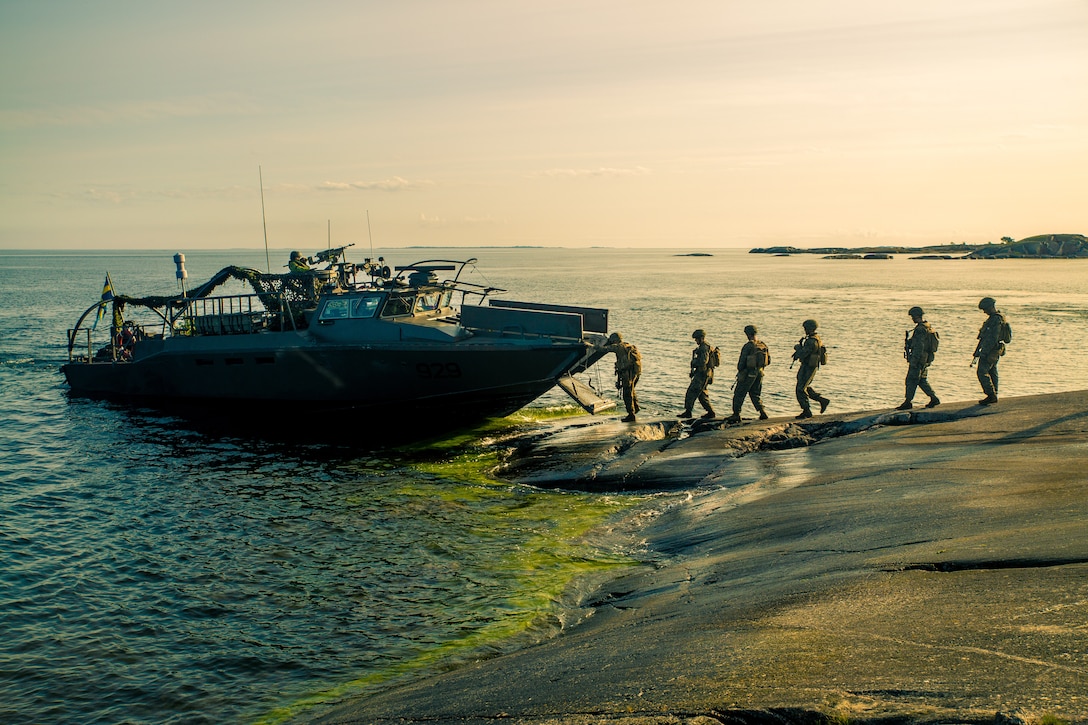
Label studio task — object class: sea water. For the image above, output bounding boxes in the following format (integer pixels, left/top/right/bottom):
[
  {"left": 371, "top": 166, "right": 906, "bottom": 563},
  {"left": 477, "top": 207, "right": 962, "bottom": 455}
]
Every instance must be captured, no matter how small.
[{"left": 1, "top": 247, "right": 1086, "bottom": 724}]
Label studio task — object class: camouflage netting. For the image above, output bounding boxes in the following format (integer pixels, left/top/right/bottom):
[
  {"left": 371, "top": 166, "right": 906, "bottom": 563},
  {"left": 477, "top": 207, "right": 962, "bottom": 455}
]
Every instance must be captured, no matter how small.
[{"left": 112, "top": 266, "right": 322, "bottom": 326}]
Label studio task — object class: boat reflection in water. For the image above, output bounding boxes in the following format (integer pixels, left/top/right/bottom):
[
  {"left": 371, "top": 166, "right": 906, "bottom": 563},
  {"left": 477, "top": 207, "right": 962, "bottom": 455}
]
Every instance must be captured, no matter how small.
[{"left": 63, "top": 248, "right": 615, "bottom": 440}]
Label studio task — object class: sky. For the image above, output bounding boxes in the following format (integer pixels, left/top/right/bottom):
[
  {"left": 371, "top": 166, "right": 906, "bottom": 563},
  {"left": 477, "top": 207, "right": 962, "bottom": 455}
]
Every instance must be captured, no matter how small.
[{"left": 1, "top": 0, "right": 1086, "bottom": 250}]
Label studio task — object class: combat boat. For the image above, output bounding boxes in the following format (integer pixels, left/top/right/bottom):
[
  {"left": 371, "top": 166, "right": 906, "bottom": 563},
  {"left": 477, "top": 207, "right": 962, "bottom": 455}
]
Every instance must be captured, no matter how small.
[{"left": 62, "top": 248, "right": 615, "bottom": 434}]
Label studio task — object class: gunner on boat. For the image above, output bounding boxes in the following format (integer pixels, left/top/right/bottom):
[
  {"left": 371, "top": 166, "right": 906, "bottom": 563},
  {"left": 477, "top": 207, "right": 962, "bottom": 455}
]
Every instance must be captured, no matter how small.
[{"left": 288, "top": 251, "right": 312, "bottom": 272}]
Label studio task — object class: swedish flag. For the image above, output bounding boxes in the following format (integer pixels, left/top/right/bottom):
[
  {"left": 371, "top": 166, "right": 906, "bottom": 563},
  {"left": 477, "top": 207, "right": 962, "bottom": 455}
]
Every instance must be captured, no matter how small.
[{"left": 92, "top": 273, "right": 114, "bottom": 331}]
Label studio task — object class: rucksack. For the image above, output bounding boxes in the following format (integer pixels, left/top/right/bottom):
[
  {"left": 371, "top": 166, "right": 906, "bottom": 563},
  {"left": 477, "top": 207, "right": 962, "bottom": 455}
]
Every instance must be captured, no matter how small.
[
  {"left": 746, "top": 341, "right": 770, "bottom": 370},
  {"left": 1000, "top": 320, "right": 1012, "bottom": 343},
  {"left": 707, "top": 346, "right": 721, "bottom": 369},
  {"left": 817, "top": 344, "right": 828, "bottom": 366},
  {"left": 623, "top": 344, "right": 642, "bottom": 374},
  {"left": 925, "top": 326, "right": 940, "bottom": 355}
]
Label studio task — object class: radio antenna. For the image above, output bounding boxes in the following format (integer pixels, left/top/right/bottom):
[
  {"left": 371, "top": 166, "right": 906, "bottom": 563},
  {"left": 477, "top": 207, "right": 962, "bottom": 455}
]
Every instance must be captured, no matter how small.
[
  {"left": 259, "top": 166, "right": 271, "bottom": 273},
  {"left": 366, "top": 209, "right": 374, "bottom": 256}
]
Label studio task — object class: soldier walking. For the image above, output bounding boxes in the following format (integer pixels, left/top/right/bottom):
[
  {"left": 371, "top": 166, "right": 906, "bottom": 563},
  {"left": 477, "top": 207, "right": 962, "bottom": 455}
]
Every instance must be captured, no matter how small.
[
  {"left": 792, "top": 319, "right": 829, "bottom": 419},
  {"left": 897, "top": 306, "right": 940, "bottom": 410},
  {"left": 601, "top": 332, "right": 642, "bottom": 422},
  {"left": 726, "top": 324, "right": 770, "bottom": 423},
  {"left": 973, "top": 297, "right": 1010, "bottom": 405},
  {"left": 678, "top": 329, "right": 716, "bottom": 419}
]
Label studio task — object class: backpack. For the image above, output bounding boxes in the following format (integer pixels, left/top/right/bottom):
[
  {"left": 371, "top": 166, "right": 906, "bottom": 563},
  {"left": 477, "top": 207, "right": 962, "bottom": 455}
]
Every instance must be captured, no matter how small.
[
  {"left": 1000, "top": 320, "right": 1012, "bottom": 343},
  {"left": 746, "top": 341, "right": 770, "bottom": 370},
  {"left": 707, "top": 346, "right": 721, "bottom": 369},
  {"left": 797, "top": 336, "right": 826, "bottom": 367},
  {"left": 928, "top": 328, "right": 940, "bottom": 354},
  {"left": 623, "top": 344, "right": 642, "bottom": 374}
]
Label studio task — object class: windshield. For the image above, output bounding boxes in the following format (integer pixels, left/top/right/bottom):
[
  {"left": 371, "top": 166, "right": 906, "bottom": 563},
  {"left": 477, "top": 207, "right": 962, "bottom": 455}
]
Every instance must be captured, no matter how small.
[
  {"left": 351, "top": 294, "right": 382, "bottom": 318},
  {"left": 382, "top": 293, "right": 414, "bottom": 317}
]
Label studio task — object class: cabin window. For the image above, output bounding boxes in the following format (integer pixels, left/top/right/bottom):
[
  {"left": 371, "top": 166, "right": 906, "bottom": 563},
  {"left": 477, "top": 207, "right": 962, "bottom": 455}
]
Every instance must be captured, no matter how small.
[
  {"left": 414, "top": 292, "right": 442, "bottom": 313},
  {"left": 382, "top": 294, "right": 414, "bottom": 317},
  {"left": 440, "top": 290, "right": 453, "bottom": 308},
  {"left": 319, "top": 299, "right": 351, "bottom": 320},
  {"left": 351, "top": 294, "right": 382, "bottom": 318}
]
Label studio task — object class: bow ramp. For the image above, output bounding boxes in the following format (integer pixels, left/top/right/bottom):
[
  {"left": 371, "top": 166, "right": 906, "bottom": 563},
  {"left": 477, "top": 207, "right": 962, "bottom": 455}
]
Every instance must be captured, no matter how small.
[
  {"left": 481, "top": 299, "right": 616, "bottom": 415},
  {"left": 556, "top": 374, "right": 616, "bottom": 414}
]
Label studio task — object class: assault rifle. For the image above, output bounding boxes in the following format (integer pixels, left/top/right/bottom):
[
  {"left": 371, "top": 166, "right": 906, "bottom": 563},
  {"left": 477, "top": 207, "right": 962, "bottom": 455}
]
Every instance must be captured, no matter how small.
[{"left": 904, "top": 330, "right": 910, "bottom": 361}]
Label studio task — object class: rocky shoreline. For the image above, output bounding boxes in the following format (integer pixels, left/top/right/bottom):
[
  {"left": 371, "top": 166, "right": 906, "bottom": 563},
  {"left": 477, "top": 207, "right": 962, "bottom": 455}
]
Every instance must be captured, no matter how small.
[
  {"left": 309, "top": 391, "right": 1088, "bottom": 725},
  {"left": 749, "top": 233, "right": 1088, "bottom": 259}
]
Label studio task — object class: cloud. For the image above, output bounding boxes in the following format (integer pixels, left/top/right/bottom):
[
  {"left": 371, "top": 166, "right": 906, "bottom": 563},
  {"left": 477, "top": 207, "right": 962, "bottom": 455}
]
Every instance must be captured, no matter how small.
[
  {"left": 461, "top": 215, "right": 503, "bottom": 225},
  {"left": 317, "top": 177, "right": 434, "bottom": 192},
  {"left": 533, "top": 166, "right": 651, "bottom": 178},
  {"left": 416, "top": 213, "right": 503, "bottom": 227}
]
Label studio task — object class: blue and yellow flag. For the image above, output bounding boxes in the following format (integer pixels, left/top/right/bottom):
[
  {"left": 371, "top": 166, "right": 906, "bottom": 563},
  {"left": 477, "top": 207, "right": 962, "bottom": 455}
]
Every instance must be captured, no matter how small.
[{"left": 91, "top": 273, "right": 114, "bottom": 331}]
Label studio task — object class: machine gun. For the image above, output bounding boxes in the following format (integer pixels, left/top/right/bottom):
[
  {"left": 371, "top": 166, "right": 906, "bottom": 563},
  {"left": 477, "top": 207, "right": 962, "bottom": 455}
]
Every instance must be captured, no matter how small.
[{"left": 312, "top": 243, "right": 355, "bottom": 266}]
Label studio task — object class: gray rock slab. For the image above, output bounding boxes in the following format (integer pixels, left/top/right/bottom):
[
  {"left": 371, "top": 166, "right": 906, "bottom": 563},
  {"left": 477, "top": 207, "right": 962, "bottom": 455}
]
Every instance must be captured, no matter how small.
[{"left": 310, "top": 391, "right": 1088, "bottom": 725}]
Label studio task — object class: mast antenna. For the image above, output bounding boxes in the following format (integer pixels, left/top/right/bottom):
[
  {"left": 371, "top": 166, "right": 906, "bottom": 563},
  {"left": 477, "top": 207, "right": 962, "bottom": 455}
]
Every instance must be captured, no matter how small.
[
  {"left": 259, "top": 166, "right": 271, "bottom": 273},
  {"left": 367, "top": 210, "right": 374, "bottom": 257}
]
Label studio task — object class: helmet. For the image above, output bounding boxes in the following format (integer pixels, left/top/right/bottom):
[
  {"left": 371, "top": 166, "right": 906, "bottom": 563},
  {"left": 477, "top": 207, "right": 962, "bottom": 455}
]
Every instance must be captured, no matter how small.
[
  {"left": 978, "top": 297, "right": 996, "bottom": 311},
  {"left": 743, "top": 324, "right": 757, "bottom": 337},
  {"left": 908, "top": 306, "right": 925, "bottom": 319},
  {"left": 606, "top": 332, "right": 622, "bottom": 345},
  {"left": 692, "top": 329, "right": 705, "bottom": 340},
  {"left": 290, "top": 250, "right": 302, "bottom": 260},
  {"left": 802, "top": 319, "right": 818, "bottom": 333}
]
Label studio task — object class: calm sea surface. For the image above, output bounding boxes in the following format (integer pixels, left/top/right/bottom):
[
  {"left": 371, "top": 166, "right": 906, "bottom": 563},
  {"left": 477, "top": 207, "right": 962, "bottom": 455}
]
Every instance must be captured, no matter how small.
[{"left": 2, "top": 247, "right": 1087, "bottom": 724}]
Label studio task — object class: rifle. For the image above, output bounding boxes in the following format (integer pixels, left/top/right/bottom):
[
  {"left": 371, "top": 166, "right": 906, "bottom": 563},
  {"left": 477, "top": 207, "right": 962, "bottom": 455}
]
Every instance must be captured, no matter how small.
[{"left": 904, "top": 330, "right": 910, "bottom": 361}]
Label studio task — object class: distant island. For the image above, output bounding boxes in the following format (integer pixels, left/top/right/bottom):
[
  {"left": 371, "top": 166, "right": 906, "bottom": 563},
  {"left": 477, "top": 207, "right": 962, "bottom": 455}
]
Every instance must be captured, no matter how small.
[{"left": 750, "top": 233, "right": 1088, "bottom": 259}]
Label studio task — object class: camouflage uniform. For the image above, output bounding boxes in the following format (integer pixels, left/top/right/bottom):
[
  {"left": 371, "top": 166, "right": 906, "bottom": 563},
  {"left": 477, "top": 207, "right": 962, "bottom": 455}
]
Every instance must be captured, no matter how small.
[
  {"left": 602, "top": 334, "right": 641, "bottom": 421},
  {"left": 680, "top": 333, "right": 715, "bottom": 418},
  {"left": 792, "top": 322, "right": 829, "bottom": 418},
  {"left": 900, "top": 313, "right": 939, "bottom": 409},
  {"left": 288, "top": 251, "right": 311, "bottom": 272},
  {"left": 728, "top": 329, "right": 769, "bottom": 422},
  {"left": 974, "top": 301, "right": 1007, "bottom": 403}
]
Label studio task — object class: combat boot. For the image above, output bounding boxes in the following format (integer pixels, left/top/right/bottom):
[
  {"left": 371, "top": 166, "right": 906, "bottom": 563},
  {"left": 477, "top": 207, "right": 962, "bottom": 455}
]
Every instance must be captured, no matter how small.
[
  {"left": 925, "top": 397, "right": 940, "bottom": 408},
  {"left": 979, "top": 394, "right": 998, "bottom": 405},
  {"left": 895, "top": 400, "right": 913, "bottom": 411},
  {"left": 758, "top": 409, "right": 769, "bottom": 420},
  {"left": 677, "top": 410, "right": 693, "bottom": 418},
  {"left": 818, "top": 397, "right": 830, "bottom": 413},
  {"left": 621, "top": 414, "right": 637, "bottom": 422},
  {"left": 725, "top": 413, "right": 741, "bottom": 424},
  {"left": 796, "top": 409, "right": 813, "bottom": 419}
]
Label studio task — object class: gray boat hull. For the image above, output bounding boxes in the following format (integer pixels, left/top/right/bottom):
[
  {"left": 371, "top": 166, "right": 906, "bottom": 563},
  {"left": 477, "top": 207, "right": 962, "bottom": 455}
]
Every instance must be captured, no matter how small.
[{"left": 62, "top": 330, "right": 598, "bottom": 425}]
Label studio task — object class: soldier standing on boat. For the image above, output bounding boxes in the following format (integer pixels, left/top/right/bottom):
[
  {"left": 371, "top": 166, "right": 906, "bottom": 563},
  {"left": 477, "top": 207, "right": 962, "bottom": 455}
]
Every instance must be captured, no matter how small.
[
  {"left": 792, "top": 319, "right": 829, "bottom": 419},
  {"left": 601, "top": 332, "right": 642, "bottom": 422},
  {"left": 726, "top": 324, "right": 769, "bottom": 423},
  {"left": 679, "top": 329, "right": 717, "bottom": 419},
  {"left": 288, "top": 251, "right": 311, "bottom": 272},
  {"left": 973, "top": 296, "right": 1010, "bottom": 405},
  {"left": 897, "top": 306, "right": 940, "bottom": 410}
]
